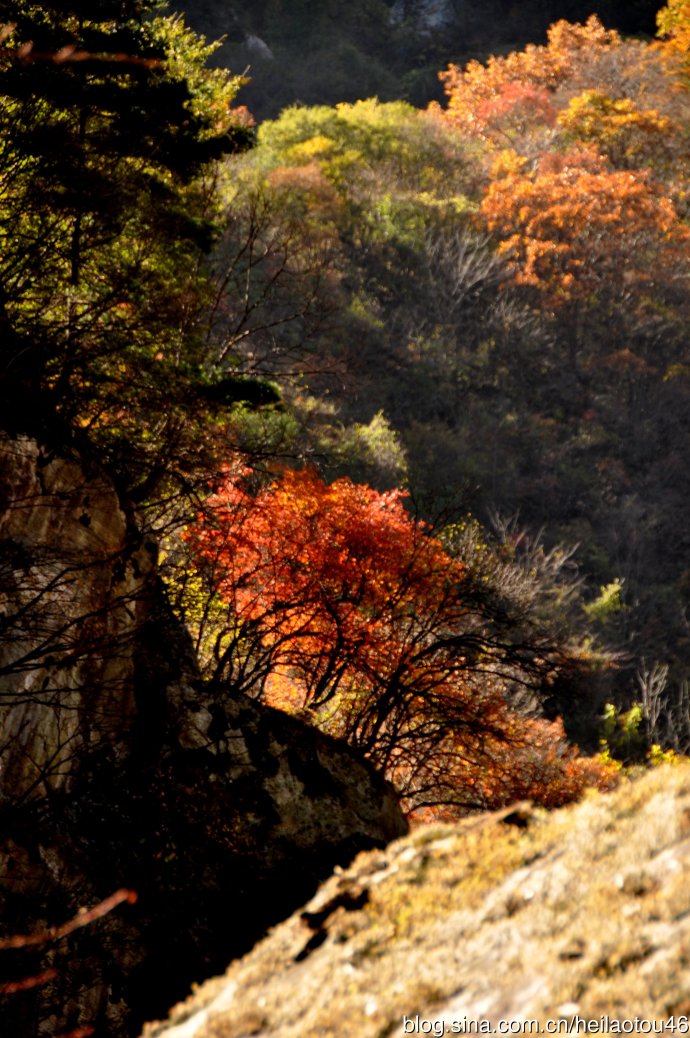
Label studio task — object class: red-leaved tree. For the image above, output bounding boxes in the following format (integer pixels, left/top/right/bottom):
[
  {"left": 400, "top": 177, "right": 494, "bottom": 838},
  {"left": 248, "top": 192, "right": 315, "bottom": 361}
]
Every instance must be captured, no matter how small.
[{"left": 182, "top": 467, "right": 617, "bottom": 814}]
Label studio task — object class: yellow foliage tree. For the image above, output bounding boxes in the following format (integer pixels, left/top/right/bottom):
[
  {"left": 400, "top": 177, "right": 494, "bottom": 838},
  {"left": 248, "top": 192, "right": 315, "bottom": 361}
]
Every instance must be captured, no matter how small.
[
  {"left": 557, "top": 90, "right": 675, "bottom": 171},
  {"left": 657, "top": 0, "right": 690, "bottom": 70}
]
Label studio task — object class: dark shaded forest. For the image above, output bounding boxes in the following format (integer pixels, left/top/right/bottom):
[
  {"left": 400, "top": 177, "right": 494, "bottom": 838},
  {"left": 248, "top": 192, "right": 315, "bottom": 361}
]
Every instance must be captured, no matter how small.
[{"left": 178, "top": 0, "right": 665, "bottom": 116}]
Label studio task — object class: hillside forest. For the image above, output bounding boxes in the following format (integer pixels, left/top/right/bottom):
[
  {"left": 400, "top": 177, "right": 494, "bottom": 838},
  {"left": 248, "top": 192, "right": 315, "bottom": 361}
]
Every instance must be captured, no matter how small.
[
  {"left": 1, "top": 1, "right": 690, "bottom": 1032},
  {"left": 175, "top": 0, "right": 690, "bottom": 808},
  {"left": 2, "top": 1, "right": 690, "bottom": 823}
]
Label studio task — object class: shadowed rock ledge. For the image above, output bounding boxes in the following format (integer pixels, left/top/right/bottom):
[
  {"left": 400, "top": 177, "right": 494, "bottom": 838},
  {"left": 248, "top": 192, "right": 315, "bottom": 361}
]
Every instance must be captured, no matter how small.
[{"left": 0, "top": 433, "right": 406, "bottom": 1037}]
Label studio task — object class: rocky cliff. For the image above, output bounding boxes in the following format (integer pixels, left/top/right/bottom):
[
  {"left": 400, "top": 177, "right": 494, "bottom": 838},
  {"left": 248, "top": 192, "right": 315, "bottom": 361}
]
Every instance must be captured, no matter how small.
[
  {"left": 143, "top": 761, "right": 690, "bottom": 1037},
  {"left": 0, "top": 434, "right": 406, "bottom": 1037},
  {"left": 0, "top": 433, "right": 156, "bottom": 799}
]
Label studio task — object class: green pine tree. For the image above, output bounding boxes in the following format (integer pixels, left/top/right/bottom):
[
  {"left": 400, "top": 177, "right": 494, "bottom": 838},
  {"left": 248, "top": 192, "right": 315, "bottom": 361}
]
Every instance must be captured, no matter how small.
[{"left": 0, "top": 1, "right": 252, "bottom": 495}]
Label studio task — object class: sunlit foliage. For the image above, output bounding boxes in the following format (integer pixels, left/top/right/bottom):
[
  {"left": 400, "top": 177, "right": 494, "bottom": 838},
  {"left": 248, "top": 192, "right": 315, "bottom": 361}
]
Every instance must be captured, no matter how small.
[
  {"left": 480, "top": 151, "right": 690, "bottom": 307},
  {"left": 183, "top": 466, "right": 617, "bottom": 813},
  {"left": 0, "top": 2, "right": 252, "bottom": 496}
]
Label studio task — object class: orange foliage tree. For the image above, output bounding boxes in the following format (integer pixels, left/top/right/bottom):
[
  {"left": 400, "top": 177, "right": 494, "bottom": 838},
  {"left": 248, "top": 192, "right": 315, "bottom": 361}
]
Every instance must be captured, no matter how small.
[
  {"left": 437, "top": 14, "right": 686, "bottom": 182},
  {"left": 479, "top": 149, "right": 690, "bottom": 310},
  {"left": 184, "top": 466, "right": 470, "bottom": 710},
  {"left": 183, "top": 467, "right": 617, "bottom": 814},
  {"left": 437, "top": 16, "right": 621, "bottom": 144},
  {"left": 438, "top": 11, "right": 690, "bottom": 427}
]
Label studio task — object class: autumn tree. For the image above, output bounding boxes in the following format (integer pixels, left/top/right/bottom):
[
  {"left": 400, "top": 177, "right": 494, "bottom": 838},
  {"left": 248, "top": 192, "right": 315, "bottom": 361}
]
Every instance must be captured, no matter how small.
[
  {"left": 437, "top": 16, "right": 622, "bottom": 147},
  {"left": 181, "top": 466, "right": 616, "bottom": 813},
  {"left": 478, "top": 140, "right": 690, "bottom": 487},
  {"left": 479, "top": 150, "right": 690, "bottom": 312},
  {"left": 657, "top": 0, "right": 690, "bottom": 74},
  {"left": 437, "top": 13, "right": 688, "bottom": 177},
  {"left": 557, "top": 90, "right": 678, "bottom": 172},
  {"left": 0, "top": 3, "right": 254, "bottom": 498}
]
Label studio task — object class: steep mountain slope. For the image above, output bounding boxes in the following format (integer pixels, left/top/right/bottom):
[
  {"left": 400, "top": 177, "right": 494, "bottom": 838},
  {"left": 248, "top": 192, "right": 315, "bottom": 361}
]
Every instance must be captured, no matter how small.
[{"left": 145, "top": 762, "right": 690, "bottom": 1037}]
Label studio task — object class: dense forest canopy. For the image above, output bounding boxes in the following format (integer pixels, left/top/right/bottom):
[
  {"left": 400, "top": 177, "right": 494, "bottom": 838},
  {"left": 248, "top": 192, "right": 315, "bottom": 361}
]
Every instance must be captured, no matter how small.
[
  {"left": 167, "top": 0, "right": 690, "bottom": 789},
  {"left": 1, "top": 0, "right": 689, "bottom": 815}
]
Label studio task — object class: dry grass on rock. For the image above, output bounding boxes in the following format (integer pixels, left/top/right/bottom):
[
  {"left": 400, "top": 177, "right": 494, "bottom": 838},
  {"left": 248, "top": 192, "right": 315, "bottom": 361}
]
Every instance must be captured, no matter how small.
[{"left": 144, "top": 763, "right": 690, "bottom": 1037}]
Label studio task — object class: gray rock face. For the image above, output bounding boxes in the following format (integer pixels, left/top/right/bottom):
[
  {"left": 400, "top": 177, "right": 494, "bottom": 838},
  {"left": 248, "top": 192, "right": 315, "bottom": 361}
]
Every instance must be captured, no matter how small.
[
  {"left": 245, "top": 34, "right": 274, "bottom": 60},
  {"left": 390, "top": 0, "right": 457, "bottom": 32},
  {"left": 0, "top": 433, "right": 156, "bottom": 798},
  {"left": 0, "top": 433, "right": 406, "bottom": 1038}
]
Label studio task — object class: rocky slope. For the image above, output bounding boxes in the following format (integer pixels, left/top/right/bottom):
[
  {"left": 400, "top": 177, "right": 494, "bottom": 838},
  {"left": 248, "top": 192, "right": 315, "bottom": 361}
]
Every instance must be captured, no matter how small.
[
  {"left": 0, "top": 434, "right": 406, "bottom": 1037},
  {"left": 144, "top": 762, "right": 690, "bottom": 1036}
]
